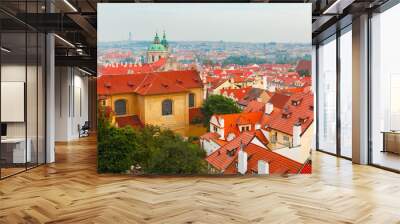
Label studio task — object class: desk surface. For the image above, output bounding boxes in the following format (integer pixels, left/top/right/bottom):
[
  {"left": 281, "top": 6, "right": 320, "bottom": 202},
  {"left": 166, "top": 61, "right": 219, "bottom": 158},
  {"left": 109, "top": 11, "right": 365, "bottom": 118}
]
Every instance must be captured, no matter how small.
[
  {"left": 381, "top": 131, "right": 400, "bottom": 134},
  {"left": 1, "top": 138, "right": 27, "bottom": 143}
]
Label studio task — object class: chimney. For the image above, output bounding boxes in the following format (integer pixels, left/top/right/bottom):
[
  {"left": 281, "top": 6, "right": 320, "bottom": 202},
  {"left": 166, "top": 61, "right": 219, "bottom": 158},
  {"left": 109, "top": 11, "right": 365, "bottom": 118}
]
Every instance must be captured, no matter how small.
[
  {"left": 292, "top": 123, "right": 301, "bottom": 147},
  {"left": 238, "top": 143, "right": 247, "bottom": 175},
  {"left": 265, "top": 102, "right": 274, "bottom": 115},
  {"left": 257, "top": 160, "right": 269, "bottom": 175},
  {"left": 219, "top": 117, "right": 224, "bottom": 128}
]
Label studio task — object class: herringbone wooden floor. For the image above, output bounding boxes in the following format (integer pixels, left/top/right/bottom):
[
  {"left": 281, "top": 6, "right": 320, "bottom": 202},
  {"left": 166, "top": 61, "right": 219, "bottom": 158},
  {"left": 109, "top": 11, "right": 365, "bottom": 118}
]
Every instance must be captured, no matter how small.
[{"left": 1, "top": 136, "right": 400, "bottom": 224}]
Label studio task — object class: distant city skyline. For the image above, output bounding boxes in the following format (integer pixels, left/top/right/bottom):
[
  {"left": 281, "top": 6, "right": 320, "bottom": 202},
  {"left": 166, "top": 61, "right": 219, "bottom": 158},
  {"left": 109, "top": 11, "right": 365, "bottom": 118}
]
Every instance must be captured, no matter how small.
[{"left": 98, "top": 3, "right": 311, "bottom": 44}]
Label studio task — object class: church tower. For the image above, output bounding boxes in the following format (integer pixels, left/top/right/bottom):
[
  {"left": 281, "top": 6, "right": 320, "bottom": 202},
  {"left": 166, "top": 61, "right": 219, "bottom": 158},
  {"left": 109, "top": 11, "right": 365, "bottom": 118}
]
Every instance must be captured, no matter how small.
[
  {"left": 147, "top": 32, "right": 169, "bottom": 63},
  {"left": 161, "top": 31, "right": 169, "bottom": 49}
]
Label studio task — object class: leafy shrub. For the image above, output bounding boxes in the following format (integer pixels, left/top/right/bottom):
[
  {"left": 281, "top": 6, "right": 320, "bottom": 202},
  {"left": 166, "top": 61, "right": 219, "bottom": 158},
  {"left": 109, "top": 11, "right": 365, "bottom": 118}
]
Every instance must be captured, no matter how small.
[
  {"left": 97, "top": 109, "right": 207, "bottom": 174},
  {"left": 201, "top": 95, "right": 242, "bottom": 128}
]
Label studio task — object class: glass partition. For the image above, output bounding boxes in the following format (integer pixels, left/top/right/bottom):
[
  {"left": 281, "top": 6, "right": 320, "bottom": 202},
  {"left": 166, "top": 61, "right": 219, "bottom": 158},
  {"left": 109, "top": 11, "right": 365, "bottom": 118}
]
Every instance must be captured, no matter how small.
[
  {"left": 370, "top": 4, "right": 400, "bottom": 171},
  {"left": 1, "top": 31, "right": 28, "bottom": 177},
  {"left": 0, "top": 2, "right": 46, "bottom": 179},
  {"left": 339, "top": 28, "right": 352, "bottom": 158},
  {"left": 317, "top": 36, "right": 337, "bottom": 154}
]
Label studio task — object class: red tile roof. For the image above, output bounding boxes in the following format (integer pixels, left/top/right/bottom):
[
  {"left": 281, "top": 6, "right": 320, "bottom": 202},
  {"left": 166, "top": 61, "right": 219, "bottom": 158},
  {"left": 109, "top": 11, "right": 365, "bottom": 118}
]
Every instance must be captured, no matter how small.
[
  {"left": 296, "top": 60, "right": 311, "bottom": 73},
  {"left": 220, "top": 87, "right": 252, "bottom": 101},
  {"left": 115, "top": 115, "right": 144, "bottom": 128},
  {"left": 200, "top": 132, "right": 220, "bottom": 141},
  {"left": 207, "top": 140, "right": 304, "bottom": 175},
  {"left": 267, "top": 91, "right": 314, "bottom": 136},
  {"left": 241, "top": 143, "right": 304, "bottom": 174},
  {"left": 208, "top": 78, "right": 228, "bottom": 90},
  {"left": 267, "top": 72, "right": 311, "bottom": 88},
  {"left": 268, "top": 93, "right": 291, "bottom": 109},
  {"left": 243, "top": 101, "right": 265, "bottom": 113},
  {"left": 299, "top": 160, "right": 312, "bottom": 174},
  {"left": 200, "top": 132, "right": 228, "bottom": 146},
  {"left": 102, "top": 51, "right": 132, "bottom": 60},
  {"left": 97, "top": 70, "right": 202, "bottom": 96},
  {"left": 254, "top": 129, "right": 269, "bottom": 146},
  {"left": 206, "top": 132, "right": 255, "bottom": 171},
  {"left": 98, "top": 58, "right": 166, "bottom": 76},
  {"left": 211, "top": 112, "right": 263, "bottom": 139}
]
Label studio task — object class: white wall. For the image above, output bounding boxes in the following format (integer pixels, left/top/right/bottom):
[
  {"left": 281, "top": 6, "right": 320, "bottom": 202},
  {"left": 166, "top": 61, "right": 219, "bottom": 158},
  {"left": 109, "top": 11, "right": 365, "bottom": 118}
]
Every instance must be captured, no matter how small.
[
  {"left": 55, "top": 67, "right": 89, "bottom": 141},
  {"left": 201, "top": 139, "right": 221, "bottom": 156}
]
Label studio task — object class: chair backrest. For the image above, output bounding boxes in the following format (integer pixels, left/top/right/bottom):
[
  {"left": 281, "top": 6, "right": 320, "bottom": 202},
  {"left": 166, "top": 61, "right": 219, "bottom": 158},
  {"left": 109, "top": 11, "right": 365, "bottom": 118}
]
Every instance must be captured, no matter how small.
[{"left": 82, "top": 121, "right": 90, "bottom": 129}]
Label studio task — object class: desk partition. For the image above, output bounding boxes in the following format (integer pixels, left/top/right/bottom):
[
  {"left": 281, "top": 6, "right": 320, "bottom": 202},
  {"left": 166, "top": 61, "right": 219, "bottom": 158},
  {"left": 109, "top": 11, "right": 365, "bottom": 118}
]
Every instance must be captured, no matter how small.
[{"left": 0, "top": 5, "right": 46, "bottom": 179}]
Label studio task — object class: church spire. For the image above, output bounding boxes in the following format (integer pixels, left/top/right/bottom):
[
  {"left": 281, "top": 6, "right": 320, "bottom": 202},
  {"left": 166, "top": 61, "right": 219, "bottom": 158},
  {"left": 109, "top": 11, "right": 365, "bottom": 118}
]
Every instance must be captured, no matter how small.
[
  {"left": 161, "top": 30, "right": 168, "bottom": 49},
  {"left": 153, "top": 32, "right": 160, "bottom": 44}
]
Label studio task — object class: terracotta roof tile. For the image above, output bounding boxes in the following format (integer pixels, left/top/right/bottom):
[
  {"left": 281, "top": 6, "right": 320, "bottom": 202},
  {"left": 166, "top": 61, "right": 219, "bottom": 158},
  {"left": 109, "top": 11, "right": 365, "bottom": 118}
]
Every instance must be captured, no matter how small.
[
  {"left": 212, "top": 112, "right": 263, "bottom": 139},
  {"left": 115, "top": 115, "right": 144, "bottom": 128},
  {"left": 97, "top": 70, "right": 202, "bottom": 96},
  {"left": 268, "top": 93, "right": 291, "bottom": 109},
  {"left": 206, "top": 132, "right": 254, "bottom": 170},
  {"left": 243, "top": 101, "right": 265, "bottom": 113},
  {"left": 267, "top": 91, "right": 314, "bottom": 136}
]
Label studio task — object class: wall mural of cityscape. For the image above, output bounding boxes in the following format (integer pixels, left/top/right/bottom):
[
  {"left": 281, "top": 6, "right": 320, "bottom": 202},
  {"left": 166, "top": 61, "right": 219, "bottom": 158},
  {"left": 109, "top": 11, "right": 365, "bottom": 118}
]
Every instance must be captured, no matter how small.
[{"left": 97, "top": 3, "right": 313, "bottom": 175}]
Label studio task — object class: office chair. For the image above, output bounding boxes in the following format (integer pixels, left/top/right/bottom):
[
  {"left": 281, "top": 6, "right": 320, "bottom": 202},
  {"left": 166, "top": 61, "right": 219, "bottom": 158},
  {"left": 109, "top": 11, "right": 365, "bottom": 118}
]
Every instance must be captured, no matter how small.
[{"left": 79, "top": 121, "right": 90, "bottom": 138}]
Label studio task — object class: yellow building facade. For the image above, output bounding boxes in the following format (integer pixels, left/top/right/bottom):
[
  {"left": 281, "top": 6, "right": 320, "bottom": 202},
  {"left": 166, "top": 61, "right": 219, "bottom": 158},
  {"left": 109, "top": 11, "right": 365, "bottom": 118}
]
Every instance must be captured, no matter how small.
[{"left": 104, "top": 87, "right": 203, "bottom": 134}]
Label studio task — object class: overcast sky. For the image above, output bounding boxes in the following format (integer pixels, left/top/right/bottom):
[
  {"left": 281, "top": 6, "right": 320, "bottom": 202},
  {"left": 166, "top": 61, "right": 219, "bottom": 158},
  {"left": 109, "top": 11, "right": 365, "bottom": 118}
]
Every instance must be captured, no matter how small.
[{"left": 98, "top": 3, "right": 311, "bottom": 44}]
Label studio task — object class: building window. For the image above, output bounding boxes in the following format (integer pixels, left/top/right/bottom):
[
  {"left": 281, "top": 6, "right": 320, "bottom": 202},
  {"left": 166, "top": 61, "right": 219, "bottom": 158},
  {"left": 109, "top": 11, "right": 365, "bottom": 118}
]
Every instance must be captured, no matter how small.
[
  {"left": 189, "top": 93, "right": 195, "bottom": 108},
  {"left": 114, "top": 99, "right": 127, "bottom": 115},
  {"left": 283, "top": 136, "right": 289, "bottom": 141},
  {"left": 213, "top": 126, "right": 218, "bottom": 133},
  {"left": 162, "top": 99, "right": 173, "bottom": 116}
]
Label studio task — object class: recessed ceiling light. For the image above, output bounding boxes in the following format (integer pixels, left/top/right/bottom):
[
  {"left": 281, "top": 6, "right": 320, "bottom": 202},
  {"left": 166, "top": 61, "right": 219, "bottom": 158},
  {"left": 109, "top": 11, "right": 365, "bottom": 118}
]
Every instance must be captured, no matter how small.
[
  {"left": 78, "top": 67, "right": 94, "bottom": 76},
  {"left": 54, "top": 34, "right": 75, "bottom": 48},
  {"left": 1, "top": 47, "right": 11, "bottom": 53},
  {"left": 63, "top": 0, "right": 78, "bottom": 12}
]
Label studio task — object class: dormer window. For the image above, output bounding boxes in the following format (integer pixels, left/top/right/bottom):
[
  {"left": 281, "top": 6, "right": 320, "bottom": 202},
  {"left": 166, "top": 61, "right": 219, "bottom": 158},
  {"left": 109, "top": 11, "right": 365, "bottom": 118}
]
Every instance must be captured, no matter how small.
[
  {"left": 299, "top": 116, "right": 308, "bottom": 124},
  {"left": 227, "top": 149, "right": 236, "bottom": 157},
  {"left": 282, "top": 111, "right": 292, "bottom": 119},
  {"left": 291, "top": 99, "right": 302, "bottom": 106}
]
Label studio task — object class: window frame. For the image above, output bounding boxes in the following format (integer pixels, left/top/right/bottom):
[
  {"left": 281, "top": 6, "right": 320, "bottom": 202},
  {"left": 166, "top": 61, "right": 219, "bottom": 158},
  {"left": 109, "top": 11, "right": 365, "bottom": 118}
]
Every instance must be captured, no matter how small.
[
  {"left": 162, "top": 99, "right": 173, "bottom": 116},
  {"left": 188, "top": 93, "right": 195, "bottom": 108},
  {"left": 114, "top": 99, "right": 127, "bottom": 116}
]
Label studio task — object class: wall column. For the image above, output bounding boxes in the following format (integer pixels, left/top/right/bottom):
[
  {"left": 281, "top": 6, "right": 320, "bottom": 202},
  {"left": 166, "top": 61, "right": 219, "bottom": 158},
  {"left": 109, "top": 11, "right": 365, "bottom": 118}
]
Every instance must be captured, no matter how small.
[
  {"left": 46, "top": 32, "right": 55, "bottom": 163},
  {"left": 352, "top": 14, "right": 369, "bottom": 164}
]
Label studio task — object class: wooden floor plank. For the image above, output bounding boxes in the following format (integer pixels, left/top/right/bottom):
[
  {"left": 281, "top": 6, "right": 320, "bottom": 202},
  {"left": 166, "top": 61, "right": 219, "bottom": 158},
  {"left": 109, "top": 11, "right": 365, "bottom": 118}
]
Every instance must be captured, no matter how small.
[{"left": 0, "top": 136, "right": 399, "bottom": 223}]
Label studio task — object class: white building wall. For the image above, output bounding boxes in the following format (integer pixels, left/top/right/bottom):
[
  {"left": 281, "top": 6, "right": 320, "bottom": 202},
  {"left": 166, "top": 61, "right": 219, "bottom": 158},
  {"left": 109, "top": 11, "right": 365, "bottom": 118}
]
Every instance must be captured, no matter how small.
[
  {"left": 55, "top": 67, "right": 89, "bottom": 141},
  {"left": 201, "top": 139, "right": 221, "bottom": 156}
]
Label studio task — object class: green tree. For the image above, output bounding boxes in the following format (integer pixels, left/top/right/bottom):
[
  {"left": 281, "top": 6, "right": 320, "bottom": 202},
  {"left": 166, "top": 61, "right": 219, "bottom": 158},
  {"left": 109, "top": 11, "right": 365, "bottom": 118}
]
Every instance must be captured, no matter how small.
[
  {"left": 201, "top": 95, "right": 242, "bottom": 128},
  {"left": 97, "top": 112, "right": 207, "bottom": 174},
  {"left": 298, "top": 69, "right": 310, "bottom": 77},
  {"left": 145, "top": 129, "right": 207, "bottom": 174}
]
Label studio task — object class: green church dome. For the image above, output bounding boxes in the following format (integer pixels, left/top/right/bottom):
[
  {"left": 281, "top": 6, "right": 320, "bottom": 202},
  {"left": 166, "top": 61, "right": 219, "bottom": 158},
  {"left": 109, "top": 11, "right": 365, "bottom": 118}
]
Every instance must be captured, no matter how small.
[{"left": 148, "top": 43, "right": 167, "bottom": 52}]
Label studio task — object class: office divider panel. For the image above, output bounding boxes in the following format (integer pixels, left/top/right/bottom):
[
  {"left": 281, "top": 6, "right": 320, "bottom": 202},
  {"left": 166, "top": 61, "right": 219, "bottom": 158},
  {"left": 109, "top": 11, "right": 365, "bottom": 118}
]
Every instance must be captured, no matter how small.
[{"left": 0, "top": 1, "right": 47, "bottom": 179}]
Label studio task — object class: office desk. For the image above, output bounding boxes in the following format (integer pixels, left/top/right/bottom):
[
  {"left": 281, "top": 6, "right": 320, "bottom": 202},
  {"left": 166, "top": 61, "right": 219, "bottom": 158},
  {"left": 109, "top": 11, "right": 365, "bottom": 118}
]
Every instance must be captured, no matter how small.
[
  {"left": 1, "top": 138, "right": 31, "bottom": 164},
  {"left": 382, "top": 131, "right": 400, "bottom": 154}
]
